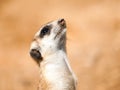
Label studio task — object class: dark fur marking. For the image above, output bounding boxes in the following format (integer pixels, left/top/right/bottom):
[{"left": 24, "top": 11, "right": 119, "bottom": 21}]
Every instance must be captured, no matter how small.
[
  {"left": 40, "top": 25, "right": 52, "bottom": 38},
  {"left": 58, "top": 33, "right": 66, "bottom": 52}
]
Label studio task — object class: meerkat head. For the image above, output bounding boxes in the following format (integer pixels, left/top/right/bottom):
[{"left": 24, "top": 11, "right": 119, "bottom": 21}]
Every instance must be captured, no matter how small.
[{"left": 30, "top": 19, "right": 66, "bottom": 64}]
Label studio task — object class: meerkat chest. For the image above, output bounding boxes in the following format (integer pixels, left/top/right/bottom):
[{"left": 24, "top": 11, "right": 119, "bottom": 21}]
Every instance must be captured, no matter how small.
[
  {"left": 40, "top": 53, "right": 71, "bottom": 79},
  {"left": 39, "top": 52, "right": 74, "bottom": 89}
]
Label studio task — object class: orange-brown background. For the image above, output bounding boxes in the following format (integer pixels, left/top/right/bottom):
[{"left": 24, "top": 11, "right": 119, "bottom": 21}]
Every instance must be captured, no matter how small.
[{"left": 0, "top": 0, "right": 120, "bottom": 90}]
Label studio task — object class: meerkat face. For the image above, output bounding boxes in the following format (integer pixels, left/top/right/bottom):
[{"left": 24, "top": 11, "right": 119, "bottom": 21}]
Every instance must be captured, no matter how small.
[{"left": 30, "top": 19, "right": 66, "bottom": 63}]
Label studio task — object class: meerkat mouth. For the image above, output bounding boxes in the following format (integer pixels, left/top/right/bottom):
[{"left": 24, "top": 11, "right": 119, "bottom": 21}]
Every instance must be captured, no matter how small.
[{"left": 54, "top": 28, "right": 66, "bottom": 39}]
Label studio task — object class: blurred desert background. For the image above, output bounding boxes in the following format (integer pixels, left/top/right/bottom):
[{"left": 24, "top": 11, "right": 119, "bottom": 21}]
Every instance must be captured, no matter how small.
[{"left": 0, "top": 0, "right": 120, "bottom": 90}]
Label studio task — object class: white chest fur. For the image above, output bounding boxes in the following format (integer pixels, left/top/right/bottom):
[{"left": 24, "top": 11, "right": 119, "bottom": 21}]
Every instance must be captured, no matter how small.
[{"left": 40, "top": 50, "right": 76, "bottom": 90}]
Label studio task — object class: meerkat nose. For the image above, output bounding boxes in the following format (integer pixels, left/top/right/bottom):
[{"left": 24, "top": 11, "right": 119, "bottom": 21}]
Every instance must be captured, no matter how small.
[
  {"left": 58, "top": 18, "right": 65, "bottom": 24},
  {"left": 58, "top": 18, "right": 66, "bottom": 28}
]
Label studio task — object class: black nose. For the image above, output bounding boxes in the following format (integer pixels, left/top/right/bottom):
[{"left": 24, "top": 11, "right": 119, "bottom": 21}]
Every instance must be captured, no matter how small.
[
  {"left": 30, "top": 49, "right": 42, "bottom": 61},
  {"left": 58, "top": 19, "right": 64, "bottom": 23},
  {"left": 58, "top": 18, "right": 66, "bottom": 28}
]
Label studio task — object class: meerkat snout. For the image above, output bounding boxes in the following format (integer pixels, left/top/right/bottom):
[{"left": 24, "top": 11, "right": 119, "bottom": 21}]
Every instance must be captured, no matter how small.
[{"left": 58, "top": 18, "right": 66, "bottom": 28}]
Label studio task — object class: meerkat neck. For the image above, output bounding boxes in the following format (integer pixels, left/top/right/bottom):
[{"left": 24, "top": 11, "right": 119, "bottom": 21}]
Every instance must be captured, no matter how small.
[{"left": 41, "top": 50, "right": 65, "bottom": 62}]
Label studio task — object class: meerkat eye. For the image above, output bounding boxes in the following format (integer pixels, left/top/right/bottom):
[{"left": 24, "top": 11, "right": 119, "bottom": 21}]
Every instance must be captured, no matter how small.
[
  {"left": 41, "top": 27, "right": 49, "bottom": 35},
  {"left": 40, "top": 25, "right": 51, "bottom": 38}
]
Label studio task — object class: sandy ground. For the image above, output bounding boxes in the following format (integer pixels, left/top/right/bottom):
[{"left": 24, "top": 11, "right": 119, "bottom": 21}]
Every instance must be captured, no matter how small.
[{"left": 0, "top": 0, "right": 120, "bottom": 90}]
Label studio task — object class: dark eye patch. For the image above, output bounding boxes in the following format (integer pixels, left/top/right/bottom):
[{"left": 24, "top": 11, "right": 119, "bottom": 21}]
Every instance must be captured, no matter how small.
[{"left": 40, "top": 25, "right": 51, "bottom": 38}]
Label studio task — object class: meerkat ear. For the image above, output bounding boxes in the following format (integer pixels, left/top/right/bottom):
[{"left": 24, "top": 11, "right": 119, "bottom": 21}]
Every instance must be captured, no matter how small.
[{"left": 30, "top": 49, "right": 43, "bottom": 66}]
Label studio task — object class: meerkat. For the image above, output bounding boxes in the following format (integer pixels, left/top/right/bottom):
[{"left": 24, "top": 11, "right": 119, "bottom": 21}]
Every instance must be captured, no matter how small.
[{"left": 30, "top": 19, "right": 77, "bottom": 90}]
